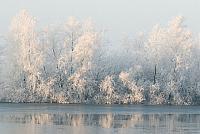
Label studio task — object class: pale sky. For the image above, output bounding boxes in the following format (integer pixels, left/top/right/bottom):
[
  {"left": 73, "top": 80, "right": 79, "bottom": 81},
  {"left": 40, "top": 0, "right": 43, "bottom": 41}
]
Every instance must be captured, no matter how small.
[{"left": 0, "top": 0, "right": 200, "bottom": 40}]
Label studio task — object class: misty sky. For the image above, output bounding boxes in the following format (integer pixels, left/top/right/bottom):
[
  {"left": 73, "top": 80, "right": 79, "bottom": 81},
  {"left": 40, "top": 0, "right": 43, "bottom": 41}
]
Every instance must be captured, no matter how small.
[{"left": 0, "top": 0, "right": 200, "bottom": 40}]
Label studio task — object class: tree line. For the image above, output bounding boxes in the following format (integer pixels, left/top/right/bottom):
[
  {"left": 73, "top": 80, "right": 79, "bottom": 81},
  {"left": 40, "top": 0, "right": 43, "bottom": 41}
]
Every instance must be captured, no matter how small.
[{"left": 0, "top": 10, "right": 199, "bottom": 105}]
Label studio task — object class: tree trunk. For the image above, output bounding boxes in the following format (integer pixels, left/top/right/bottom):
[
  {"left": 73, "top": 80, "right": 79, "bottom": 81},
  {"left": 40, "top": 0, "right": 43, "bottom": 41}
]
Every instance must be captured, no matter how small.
[
  {"left": 70, "top": 32, "right": 74, "bottom": 76},
  {"left": 153, "top": 64, "right": 156, "bottom": 84}
]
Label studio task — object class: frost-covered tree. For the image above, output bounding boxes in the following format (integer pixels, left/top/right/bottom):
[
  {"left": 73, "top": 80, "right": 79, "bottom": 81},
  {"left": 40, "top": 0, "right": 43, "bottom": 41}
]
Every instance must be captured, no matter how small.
[
  {"left": 7, "top": 10, "right": 44, "bottom": 102},
  {"left": 119, "top": 71, "right": 144, "bottom": 104},
  {"left": 38, "top": 17, "right": 101, "bottom": 103},
  {"left": 144, "top": 16, "right": 193, "bottom": 104},
  {"left": 145, "top": 24, "right": 165, "bottom": 84},
  {"left": 94, "top": 75, "right": 117, "bottom": 104}
]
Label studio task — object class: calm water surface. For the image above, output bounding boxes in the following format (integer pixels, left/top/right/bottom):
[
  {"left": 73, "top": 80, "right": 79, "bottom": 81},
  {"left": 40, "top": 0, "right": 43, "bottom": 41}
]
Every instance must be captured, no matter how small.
[{"left": 0, "top": 104, "right": 199, "bottom": 134}]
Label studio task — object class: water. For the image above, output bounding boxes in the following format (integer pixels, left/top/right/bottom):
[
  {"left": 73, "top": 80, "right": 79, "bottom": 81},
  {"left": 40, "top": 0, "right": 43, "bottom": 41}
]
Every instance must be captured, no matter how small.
[{"left": 0, "top": 104, "right": 199, "bottom": 134}]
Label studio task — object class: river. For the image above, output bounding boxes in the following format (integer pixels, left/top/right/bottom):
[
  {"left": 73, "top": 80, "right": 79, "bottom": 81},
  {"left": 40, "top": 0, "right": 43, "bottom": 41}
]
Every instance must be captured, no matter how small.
[{"left": 0, "top": 104, "right": 199, "bottom": 134}]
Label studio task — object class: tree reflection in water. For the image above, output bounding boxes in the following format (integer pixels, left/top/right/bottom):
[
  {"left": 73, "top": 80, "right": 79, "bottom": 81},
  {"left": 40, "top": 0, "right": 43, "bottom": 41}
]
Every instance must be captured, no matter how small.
[
  {"left": 0, "top": 104, "right": 200, "bottom": 134},
  {"left": 0, "top": 112, "right": 199, "bottom": 130}
]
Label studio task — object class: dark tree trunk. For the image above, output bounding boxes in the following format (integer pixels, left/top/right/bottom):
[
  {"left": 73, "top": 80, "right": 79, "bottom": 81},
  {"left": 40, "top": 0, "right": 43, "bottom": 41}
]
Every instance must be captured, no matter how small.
[
  {"left": 70, "top": 32, "right": 74, "bottom": 76},
  {"left": 153, "top": 64, "right": 156, "bottom": 84}
]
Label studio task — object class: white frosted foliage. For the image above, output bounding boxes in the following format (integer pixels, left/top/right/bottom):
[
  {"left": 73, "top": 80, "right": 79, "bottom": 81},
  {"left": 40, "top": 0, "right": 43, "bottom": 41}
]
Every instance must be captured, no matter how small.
[{"left": 0, "top": 11, "right": 199, "bottom": 105}]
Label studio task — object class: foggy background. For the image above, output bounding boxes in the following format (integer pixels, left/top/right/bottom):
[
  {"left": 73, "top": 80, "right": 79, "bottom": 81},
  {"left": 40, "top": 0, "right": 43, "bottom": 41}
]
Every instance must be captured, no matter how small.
[{"left": 0, "top": 0, "right": 200, "bottom": 42}]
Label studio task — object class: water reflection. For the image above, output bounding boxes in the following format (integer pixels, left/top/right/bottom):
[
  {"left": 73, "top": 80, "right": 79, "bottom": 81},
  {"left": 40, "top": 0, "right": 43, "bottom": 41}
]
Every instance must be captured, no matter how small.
[
  {"left": 0, "top": 112, "right": 200, "bottom": 128},
  {"left": 0, "top": 105, "right": 200, "bottom": 134}
]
